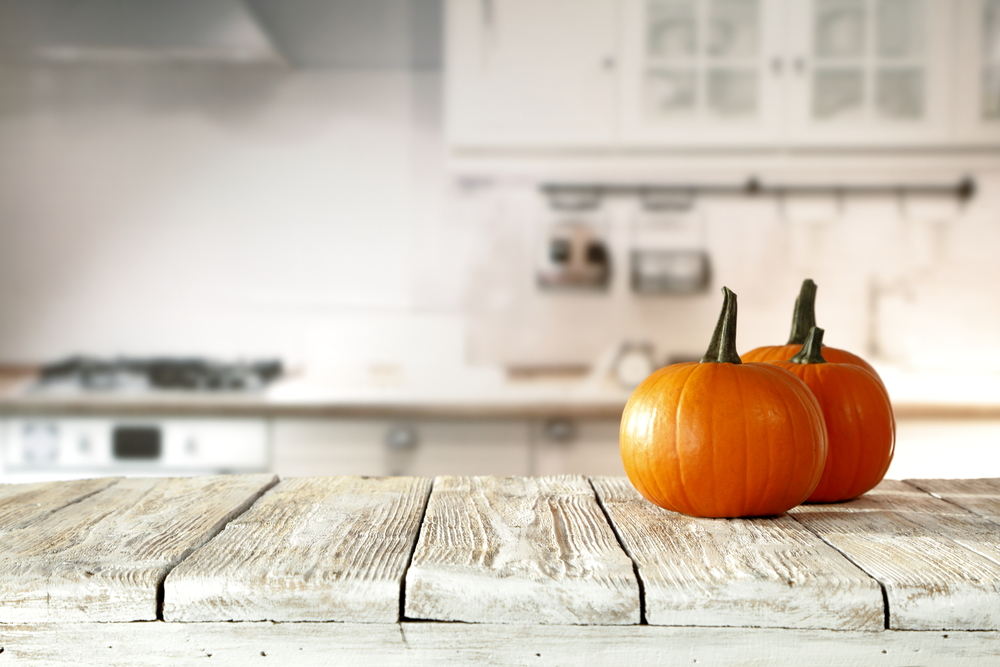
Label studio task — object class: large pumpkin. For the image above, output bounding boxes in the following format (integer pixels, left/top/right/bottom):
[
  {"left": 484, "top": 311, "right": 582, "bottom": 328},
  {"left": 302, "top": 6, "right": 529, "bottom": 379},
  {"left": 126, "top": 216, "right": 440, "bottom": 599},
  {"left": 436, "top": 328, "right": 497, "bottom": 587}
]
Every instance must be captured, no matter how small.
[
  {"left": 769, "top": 326, "right": 895, "bottom": 503},
  {"left": 619, "top": 287, "right": 828, "bottom": 518},
  {"left": 742, "top": 278, "right": 879, "bottom": 378}
]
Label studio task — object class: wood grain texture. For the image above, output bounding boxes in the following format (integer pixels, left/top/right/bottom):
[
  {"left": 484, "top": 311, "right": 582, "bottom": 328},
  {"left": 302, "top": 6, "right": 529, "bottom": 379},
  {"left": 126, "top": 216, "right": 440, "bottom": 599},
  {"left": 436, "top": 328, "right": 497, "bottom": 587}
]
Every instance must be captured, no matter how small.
[
  {"left": 0, "top": 474, "right": 277, "bottom": 623},
  {"left": 1, "top": 622, "right": 998, "bottom": 667},
  {"left": 790, "top": 479, "right": 1000, "bottom": 630},
  {"left": 591, "top": 476, "right": 883, "bottom": 629},
  {"left": 404, "top": 475, "right": 639, "bottom": 624},
  {"left": 905, "top": 477, "right": 1000, "bottom": 524},
  {"left": 163, "top": 476, "right": 432, "bottom": 622},
  {"left": 0, "top": 477, "right": 119, "bottom": 533}
]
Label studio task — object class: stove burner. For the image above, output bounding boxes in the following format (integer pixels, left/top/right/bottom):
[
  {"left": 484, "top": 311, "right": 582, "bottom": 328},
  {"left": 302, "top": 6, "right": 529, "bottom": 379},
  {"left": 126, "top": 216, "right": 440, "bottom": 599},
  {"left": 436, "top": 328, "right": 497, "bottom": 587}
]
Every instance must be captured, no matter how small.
[{"left": 37, "top": 356, "right": 283, "bottom": 392}]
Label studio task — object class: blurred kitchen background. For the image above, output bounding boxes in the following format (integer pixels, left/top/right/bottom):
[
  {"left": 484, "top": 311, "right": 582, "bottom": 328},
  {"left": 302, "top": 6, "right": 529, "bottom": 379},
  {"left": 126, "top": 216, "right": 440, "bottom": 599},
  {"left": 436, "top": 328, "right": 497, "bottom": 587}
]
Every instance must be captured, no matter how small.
[{"left": 2, "top": 0, "right": 1000, "bottom": 483}]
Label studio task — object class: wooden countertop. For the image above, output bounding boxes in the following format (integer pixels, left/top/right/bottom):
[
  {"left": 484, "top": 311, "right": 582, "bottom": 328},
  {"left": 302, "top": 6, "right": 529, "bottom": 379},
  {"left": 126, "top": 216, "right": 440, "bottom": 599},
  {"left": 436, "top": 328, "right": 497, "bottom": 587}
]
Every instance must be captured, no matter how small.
[{"left": 1, "top": 474, "right": 999, "bottom": 665}]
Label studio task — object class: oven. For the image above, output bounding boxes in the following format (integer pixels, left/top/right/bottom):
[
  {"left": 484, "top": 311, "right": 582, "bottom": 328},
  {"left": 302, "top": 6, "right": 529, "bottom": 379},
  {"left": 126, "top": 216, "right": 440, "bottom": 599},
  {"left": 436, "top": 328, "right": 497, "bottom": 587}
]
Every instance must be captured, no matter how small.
[
  {"left": 0, "top": 356, "right": 279, "bottom": 482},
  {"left": 1, "top": 417, "right": 269, "bottom": 482}
]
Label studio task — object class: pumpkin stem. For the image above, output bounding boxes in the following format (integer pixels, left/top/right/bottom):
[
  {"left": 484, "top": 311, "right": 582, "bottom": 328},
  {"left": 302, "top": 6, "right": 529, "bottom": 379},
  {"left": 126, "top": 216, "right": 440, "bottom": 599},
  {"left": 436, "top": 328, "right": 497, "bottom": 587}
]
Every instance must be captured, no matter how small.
[
  {"left": 701, "top": 286, "right": 743, "bottom": 364},
  {"left": 790, "top": 326, "right": 827, "bottom": 364},
  {"left": 787, "top": 279, "right": 818, "bottom": 345}
]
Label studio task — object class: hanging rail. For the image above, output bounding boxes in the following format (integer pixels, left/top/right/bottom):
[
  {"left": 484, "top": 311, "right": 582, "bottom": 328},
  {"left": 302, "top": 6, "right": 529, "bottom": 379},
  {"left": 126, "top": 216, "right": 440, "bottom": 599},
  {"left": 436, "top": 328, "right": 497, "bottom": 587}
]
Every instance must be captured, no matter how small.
[{"left": 539, "top": 176, "right": 976, "bottom": 209}]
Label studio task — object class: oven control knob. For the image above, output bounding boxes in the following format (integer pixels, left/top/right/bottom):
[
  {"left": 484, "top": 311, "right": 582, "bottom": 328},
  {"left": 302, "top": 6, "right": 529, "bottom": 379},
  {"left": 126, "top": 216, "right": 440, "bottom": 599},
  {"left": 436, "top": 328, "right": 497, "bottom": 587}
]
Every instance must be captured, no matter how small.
[{"left": 22, "top": 421, "right": 59, "bottom": 465}]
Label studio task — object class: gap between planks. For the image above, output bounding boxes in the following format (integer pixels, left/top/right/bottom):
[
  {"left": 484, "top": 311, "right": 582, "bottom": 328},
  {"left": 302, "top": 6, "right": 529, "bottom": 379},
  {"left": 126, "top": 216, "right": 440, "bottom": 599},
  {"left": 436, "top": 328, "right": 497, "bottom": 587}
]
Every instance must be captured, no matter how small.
[
  {"left": 787, "top": 479, "right": 1000, "bottom": 631},
  {"left": 151, "top": 475, "right": 280, "bottom": 621},
  {"left": 588, "top": 477, "right": 648, "bottom": 625},
  {"left": 399, "top": 477, "right": 435, "bottom": 622}
]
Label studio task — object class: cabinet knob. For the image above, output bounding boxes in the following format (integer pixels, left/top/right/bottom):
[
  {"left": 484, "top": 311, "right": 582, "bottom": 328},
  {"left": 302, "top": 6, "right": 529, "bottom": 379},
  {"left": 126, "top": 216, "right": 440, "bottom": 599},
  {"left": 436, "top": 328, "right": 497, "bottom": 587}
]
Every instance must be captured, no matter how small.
[
  {"left": 602, "top": 56, "right": 616, "bottom": 70},
  {"left": 385, "top": 425, "right": 419, "bottom": 451},
  {"left": 543, "top": 419, "right": 577, "bottom": 443}
]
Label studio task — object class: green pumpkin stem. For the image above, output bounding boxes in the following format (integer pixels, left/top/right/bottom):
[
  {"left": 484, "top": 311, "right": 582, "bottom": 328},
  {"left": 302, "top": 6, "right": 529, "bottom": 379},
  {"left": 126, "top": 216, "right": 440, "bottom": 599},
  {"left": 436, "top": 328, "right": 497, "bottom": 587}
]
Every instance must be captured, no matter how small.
[
  {"left": 701, "top": 286, "right": 742, "bottom": 364},
  {"left": 790, "top": 326, "right": 827, "bottom": 364},
  {"left": 787, "top": 279, "right": 818, "bottom": 345}
]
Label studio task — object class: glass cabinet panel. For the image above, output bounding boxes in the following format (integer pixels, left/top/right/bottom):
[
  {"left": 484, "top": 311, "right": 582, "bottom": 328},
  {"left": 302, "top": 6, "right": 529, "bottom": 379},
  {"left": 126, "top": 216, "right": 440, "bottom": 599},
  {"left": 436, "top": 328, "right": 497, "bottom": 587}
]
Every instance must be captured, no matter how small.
[
  {"left": 983, "top": 0, "right": 1000, "bottom": 119},
  {"left": 642, "top": 0, "right": 763, "bottom": 122},
  {"left": 647, "top": 0, "right": 697, "bottom": 57},
  {"left": 808, "top": 0, "right": 929, "bottom": 124}
]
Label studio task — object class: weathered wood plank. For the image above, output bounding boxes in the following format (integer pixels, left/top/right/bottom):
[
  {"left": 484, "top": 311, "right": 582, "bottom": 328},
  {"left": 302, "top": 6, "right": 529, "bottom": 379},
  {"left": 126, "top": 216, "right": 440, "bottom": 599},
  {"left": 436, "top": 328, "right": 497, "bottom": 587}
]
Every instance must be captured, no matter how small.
[
  {"left": 789, "top": 479, "right": 1000, "bottom": 631},
  {"left": 404, "top": 475, "right": 640, "bottom": 624},
  {"left": 1, "top": 623, "right": 997, "bottom": 667},
  {"left": 0, "top": 477, "right": 120, "bottom": 533},
  {"left": 905, "top": 478, "right": 1000, "bottom": 524},
  {"left": 591, "top": 476, "right": 883, "bottom": 630},
  {"left": 0, "top": 474, "right": 277, "bottom": 623},
  {"left": 163, "top": 475, "right": 432, "bottom": 622}
]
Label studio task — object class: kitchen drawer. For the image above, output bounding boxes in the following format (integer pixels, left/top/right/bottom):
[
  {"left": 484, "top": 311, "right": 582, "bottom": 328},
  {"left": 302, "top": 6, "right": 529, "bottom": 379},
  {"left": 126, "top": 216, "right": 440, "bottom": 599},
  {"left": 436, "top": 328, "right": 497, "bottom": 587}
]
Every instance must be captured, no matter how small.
[
  {"left": 532, "top": 418, "right": 625, "bottom": 477},
  {"left": 271, "top": 418, "right": 532, "bottom": 478}
]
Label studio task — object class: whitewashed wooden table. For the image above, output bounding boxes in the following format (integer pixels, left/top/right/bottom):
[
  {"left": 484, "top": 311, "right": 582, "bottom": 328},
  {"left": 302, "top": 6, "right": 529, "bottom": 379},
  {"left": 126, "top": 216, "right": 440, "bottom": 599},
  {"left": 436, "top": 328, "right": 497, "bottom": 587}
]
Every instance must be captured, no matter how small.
[{"left": 1, "top": 474, "right": 999, "bottom": 666}]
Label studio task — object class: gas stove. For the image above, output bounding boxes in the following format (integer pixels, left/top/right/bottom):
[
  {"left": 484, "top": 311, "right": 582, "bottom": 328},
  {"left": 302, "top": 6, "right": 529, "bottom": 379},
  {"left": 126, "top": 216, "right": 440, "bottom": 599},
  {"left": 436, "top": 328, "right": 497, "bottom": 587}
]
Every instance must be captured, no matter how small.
[{"left": 32, "top": 356, "right": 283, "bottom": 394}]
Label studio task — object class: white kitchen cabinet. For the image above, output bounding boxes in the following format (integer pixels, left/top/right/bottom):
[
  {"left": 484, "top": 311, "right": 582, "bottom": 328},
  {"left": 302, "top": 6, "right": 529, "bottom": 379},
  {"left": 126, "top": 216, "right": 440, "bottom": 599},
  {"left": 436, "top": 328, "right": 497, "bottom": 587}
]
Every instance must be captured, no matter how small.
[
  {"left": 955, "top": 0, "right": 1000, "bottom": 144},
  {"left": 271, "top": 418, "right": 532, "bottom": 478},
  {"left": 447, "top": 0, "right": 991, "bottom": 149},
  {"left": 532, "top": 418, "right": 626, "bottom": 477},
  {"left": 620, "top": 0, "right": 787, "bottom": 146},
  {"left": 785, "top": 0, "right": 953, "bottom": 146},
  {"left": 445, "top": 0, "right": 619, "bottom": 146}
]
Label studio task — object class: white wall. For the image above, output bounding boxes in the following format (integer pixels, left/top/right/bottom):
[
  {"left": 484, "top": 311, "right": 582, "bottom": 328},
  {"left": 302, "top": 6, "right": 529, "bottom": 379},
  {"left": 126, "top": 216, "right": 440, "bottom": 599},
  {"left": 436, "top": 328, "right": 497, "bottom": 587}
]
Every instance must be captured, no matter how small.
[{"left": 0, "top": 63, "right": 470, "bottom": 377}]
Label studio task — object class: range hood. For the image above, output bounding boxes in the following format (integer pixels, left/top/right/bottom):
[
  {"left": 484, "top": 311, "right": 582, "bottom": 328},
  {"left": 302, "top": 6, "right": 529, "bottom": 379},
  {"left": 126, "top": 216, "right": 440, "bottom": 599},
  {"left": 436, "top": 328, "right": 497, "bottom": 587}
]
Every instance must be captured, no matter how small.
[
  {"left": 0, "top": 0, "right": 441, "bottom": 68},
  {"left": 0, "top": 0, "right": 283, "bottom": 64}
]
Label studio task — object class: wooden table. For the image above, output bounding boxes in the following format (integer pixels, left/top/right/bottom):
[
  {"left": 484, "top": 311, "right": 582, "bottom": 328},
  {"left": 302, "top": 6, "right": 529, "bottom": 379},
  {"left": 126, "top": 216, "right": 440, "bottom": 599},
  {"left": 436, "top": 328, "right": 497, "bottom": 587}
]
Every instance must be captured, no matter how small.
[{"left": 1, "top": 474, "right": 999, "bottom": 666}]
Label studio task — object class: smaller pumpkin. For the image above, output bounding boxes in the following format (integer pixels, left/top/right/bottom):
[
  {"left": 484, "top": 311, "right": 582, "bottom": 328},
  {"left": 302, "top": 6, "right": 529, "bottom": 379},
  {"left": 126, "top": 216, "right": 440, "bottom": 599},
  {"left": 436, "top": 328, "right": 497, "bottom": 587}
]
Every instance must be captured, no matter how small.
[
  {"left": 619, "top": 286, "right": 828, "bottom": 518},
  {"left": 768, "top": 326, "right": 895, "bottom": 503},
  {"left": 742, "top": 278, "right": 879, "bottom": 378}
]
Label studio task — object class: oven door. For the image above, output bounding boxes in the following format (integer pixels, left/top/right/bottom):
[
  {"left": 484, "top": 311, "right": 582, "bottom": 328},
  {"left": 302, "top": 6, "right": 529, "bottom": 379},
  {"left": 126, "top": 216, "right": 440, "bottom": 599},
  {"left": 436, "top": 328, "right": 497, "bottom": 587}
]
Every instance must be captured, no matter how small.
[{"left": 0, "top": 417, "right": 269, "bottom": 482}]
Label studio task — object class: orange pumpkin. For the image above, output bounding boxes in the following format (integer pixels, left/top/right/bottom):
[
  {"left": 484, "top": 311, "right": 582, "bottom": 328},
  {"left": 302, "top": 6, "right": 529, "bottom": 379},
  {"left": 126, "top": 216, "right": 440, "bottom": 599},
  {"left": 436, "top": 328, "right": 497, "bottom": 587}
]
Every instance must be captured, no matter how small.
[
  {"left": 742, "top": 278, "right": 879, "bottom": 378},
  {"left": 619, "top": 287, "right": 828, "bottom": 518},
  {"left": 769, "top": 326, "right": 895, "bottom": 503}
]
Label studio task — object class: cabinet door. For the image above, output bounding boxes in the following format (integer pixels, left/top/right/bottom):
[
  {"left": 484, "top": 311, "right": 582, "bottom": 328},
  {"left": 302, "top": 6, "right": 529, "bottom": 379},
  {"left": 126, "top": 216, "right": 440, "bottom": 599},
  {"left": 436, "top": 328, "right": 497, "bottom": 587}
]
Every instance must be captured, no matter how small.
[
  {"left": 620, "top": 0, "right": 786, "bottom": 146},
  {"left": 271, "top": 418, "right": 531, "bottom": 478},
  {"left": 954, "top": 0, "right": 1000, "bottom": 144},
  {"left": 786, "top": 0, "right": 953, "bottom": 146},
  {"left": 445, "top": 0, "right": 619, "bottom": 147},
  {"left": 533, "top": 419, "right": 626, "bottom": 477}
]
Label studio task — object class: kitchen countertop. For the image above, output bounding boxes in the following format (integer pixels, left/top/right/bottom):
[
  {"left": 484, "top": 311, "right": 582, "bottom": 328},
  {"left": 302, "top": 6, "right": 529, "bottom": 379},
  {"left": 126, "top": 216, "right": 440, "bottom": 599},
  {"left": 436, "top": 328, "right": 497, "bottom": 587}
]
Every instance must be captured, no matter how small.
[
  {"left": 1, "top": 474, "right": 999, "bottom": 666},
  {"left": 2, "top": 364, "right": 1000, "bottom": 419}
]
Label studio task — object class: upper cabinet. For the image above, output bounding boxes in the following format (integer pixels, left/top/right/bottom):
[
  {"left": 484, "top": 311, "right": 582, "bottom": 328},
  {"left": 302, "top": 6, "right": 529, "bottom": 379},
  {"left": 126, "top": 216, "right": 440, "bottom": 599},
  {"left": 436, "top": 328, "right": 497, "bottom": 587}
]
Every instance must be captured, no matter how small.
[
  {"left": 446, "top": 0, "right": 997, "bottom": 149},
  {"left": 784, "top": 0, "right": 953, "bottom": 146},
  {"left": 955, "top": 0, "right": 1000, "bottom": 143},
  {"left": 620, "top": 0, "right": 785, "bottom": 146},
  {"left": 445, "top": 0, "right": 619, "bottom": 146}
]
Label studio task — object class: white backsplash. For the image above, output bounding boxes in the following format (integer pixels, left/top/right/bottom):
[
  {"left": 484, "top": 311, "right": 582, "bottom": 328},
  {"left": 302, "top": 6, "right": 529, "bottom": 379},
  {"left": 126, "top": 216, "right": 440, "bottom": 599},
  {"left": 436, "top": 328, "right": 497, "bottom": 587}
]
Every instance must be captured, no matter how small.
[{"left": 461, "top": 174, "right": 1000, "bottom": 374}]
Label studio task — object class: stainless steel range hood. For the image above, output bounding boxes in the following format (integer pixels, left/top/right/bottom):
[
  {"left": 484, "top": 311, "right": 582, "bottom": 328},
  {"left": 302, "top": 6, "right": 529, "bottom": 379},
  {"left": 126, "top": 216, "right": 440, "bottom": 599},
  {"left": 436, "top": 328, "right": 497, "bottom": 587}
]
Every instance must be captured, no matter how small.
[{"left": 0, "top": 0, "right": 441, "bottom": 68}]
